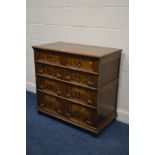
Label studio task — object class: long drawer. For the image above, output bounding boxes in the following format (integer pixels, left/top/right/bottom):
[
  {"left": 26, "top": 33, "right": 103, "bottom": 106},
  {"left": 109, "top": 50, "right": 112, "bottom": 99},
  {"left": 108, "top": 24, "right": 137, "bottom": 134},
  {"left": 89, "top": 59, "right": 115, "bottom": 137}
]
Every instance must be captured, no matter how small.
[
  {"left": 34, "top": 49, "right": 99, "bottom": 73},
  {"left": 35, "top": 62, "right": 98, "bottom": 90},
  {"left": 37, "top": 91, "right": 97, "bottom": 127},
  {"left": 36, "top": 76, "right": 97, "bottom": 107}
]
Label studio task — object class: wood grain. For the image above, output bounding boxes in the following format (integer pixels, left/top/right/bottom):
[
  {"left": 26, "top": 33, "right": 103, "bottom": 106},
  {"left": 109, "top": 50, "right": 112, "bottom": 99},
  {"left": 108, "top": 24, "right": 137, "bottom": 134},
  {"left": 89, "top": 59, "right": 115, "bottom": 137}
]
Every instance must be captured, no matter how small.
[
  {"left": 33, "top": 42, "right": 122, "bottom": 133},
  {"left": 32, "top": 42, "right": 121, "bottom": 58}
]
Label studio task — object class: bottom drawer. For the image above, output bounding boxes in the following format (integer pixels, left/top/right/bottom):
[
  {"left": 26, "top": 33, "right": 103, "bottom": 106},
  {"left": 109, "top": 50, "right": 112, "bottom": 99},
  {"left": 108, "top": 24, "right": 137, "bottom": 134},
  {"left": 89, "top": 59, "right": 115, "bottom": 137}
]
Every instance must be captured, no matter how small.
[{"left": 37, "top": 91, "right": 97, "bottom": 127}]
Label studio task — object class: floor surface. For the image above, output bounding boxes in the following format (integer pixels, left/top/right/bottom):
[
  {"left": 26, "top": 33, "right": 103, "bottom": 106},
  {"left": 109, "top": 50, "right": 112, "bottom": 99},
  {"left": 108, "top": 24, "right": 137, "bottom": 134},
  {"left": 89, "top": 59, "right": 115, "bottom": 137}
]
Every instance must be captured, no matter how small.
[{"left": 26, "top": 91, "right": 129, "bottom": 155}]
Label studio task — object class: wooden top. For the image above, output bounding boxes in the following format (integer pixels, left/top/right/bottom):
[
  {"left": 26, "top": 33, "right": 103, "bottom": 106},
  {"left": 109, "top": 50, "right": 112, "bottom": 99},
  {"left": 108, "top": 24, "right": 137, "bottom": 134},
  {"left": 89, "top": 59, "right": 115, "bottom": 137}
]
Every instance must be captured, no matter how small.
[{"left": 32, "top": 42, "right": 122, "bottom": 58}]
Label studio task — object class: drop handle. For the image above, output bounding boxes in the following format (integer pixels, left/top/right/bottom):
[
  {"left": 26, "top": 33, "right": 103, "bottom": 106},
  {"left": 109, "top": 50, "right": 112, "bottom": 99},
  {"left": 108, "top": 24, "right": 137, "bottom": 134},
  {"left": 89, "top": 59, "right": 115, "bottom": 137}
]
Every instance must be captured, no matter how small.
[
  {"left": 75, "top": 60, "right": 81, "bottom": 67},
  {"left": 56, "top": 73, "right": 61, "bottom": 78},
  {"left": 66, "top": 93, "right": 71, "bottom": 97},
  {"left": 51, "top": 57, "right": 55, "bottom": 61},
  {"left": 48, "top": 71, "right": 52, "bottom": 75},
  {"left": 77, "top": 64, "right": 81, "bottom": 67},
  {"left": 57, "top": 90, "right": 61, "bottom": 95},
  {"left": 40, "top": 85, "right": 44, "bottom": 89},
  {"left": 48, "top": 57, "right": 51, "bottom": 62},
  {"left": 56, "top": 109, "right": 62, "bottom": 114},
  {"left": 86, "top": 120, "right": 93, "bottom": 125},
  {"left": 87, "top": 81, "right": 94, "bottom": 86},
  {"left": 65, "top": 76, "right": 71, "bottom": 80},
  {"left": 65, "top": 113, "right": 71, "bottom": 117},
  {"left": 39, "top": 69, "right": 44, "bottom": 73},
  {"left": 46, "top": 101, "right": 50, "bottom": 106},
  {"left": 87, "top": 99, "right": 93, "bottom": 104},
  {"left": 39, "top": 103, "right": 44, "bottom": 107},
  {"left": 89, "top": 61, "right": 93, "bottom": 65}
]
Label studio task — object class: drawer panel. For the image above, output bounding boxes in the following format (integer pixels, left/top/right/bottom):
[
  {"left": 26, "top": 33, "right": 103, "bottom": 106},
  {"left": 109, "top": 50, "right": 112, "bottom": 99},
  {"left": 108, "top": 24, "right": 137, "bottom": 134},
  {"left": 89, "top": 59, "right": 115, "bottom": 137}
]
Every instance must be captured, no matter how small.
[
  {"left": 64, "top": 54, "right": 99, "bottom": 72},
  {"left": 37, "top": 91, "right": 97, "bottom": 126},
  {"left": 36, "top": 76, "right": 97, "bottom": 107},
  {"left": 34, "top": 49, "right": 62, "bottom": 65},
  {"left": 35, "top": 62, "right": 98, "bottom": 89},
  {"left": 34, "top": 49, "right": 99, "bottom": 73}
]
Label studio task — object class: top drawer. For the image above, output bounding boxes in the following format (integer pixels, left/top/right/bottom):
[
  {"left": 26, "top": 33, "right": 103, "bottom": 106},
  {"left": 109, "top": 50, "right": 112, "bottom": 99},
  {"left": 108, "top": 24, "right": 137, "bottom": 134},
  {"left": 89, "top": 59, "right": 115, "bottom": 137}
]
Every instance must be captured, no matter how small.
[{"left": 34, "top": 49, "right": 99, "bottom": 73}]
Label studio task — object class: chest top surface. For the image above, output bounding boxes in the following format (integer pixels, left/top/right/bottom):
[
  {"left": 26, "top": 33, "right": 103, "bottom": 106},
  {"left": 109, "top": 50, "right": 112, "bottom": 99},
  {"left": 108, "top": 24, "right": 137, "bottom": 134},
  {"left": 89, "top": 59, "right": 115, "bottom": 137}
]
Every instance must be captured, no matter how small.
[{"left": 32, "top": 42, "right": 121, "bottom": 58}]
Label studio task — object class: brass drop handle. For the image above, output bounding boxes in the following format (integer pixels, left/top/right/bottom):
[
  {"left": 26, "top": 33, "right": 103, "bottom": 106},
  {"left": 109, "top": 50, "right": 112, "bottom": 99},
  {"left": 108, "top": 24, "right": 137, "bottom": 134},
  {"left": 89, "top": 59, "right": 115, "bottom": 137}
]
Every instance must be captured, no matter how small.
[
  {"left": 46, "top": 102, "right": 51, "bottom": 108},
  {"left": 56, "top": 73, "right": 61, "bottom": 78},
  {"left": 77, "top": 63, "right": 81, "bottom": 67},
  {"left": 57, "top": 90, "right": 61, "bottom": 95},
  {"left": 77, "top": 111, "right": 80, "bottom": 117},
  {"left": 56, "top": 109, "right": 62, "bottom": 114},
  {"left": 73, "top": 110, "right": 80, "bottom": 118},
  {"left": 87, "top": 99, "right": 93, "bottom": 104},
  {"left": 75, "top": 91, "right": 80, "bottom": 99},
  {"left": 39, "top": 69, "right": 44, "bottom": 73},
  {"left": 48, "top": 56, "right": 52, "bottom": 61},
  {"left": 65, "top": 113, "right": 71, "bottom": 117},
  {"left": 75, "top": 60, "right": 81, "bottom": 67},
  {"left": 87, "top": 81, "right": 94, "bottom": 86},
  {"left": 76, "top": 74, "right": 81, "bottom": 82},
  {"left": 89, "top": 61, "right": 93, "bottom": 65},
  {"left": 65, "top": 75, "right": 71, "bottom": 80},
  {"left": 86, "top": 120, "right": 93, "bottom": 125},
  {"left": 40, "top": 85, "right": 44, "bottom": 89},
  {"left": 66, "top": 93, "right": 71, "bottom": 97},
  {"left": 40, "top": 103, "right": 44, "bottom": 107},
  {"left": 51, "top": 57, "right": 55, "bottom": 61}
]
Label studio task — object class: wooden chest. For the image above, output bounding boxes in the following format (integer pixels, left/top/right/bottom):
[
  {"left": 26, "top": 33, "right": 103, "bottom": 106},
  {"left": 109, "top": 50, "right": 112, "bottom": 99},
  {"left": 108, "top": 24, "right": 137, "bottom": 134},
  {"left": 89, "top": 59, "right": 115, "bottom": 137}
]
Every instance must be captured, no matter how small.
[{"left": 32, "top": 42, "right": 122, "bottom": 134}]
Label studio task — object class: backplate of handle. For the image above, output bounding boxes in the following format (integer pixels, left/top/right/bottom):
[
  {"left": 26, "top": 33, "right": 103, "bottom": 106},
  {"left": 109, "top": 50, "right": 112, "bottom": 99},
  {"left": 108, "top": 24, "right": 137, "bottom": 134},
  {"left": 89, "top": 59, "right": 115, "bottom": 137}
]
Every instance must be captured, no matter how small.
[
  {"left": 86, "top": 120, "right": 93, "bottom": 125},
  {"left": 56, "top": 109, "right": 62, "bottom": 114},
  {"left": 65, "top": 113, "right": 71, "bottom": 117},
  {"left": 39, "top": 69, "right": 44, "bottom": 73},
  {"left": 87, "top": 99, "right": 93, "bottom": 104},
  {"left": 40, "top": 85, "right": 44, "bottom": 89}
]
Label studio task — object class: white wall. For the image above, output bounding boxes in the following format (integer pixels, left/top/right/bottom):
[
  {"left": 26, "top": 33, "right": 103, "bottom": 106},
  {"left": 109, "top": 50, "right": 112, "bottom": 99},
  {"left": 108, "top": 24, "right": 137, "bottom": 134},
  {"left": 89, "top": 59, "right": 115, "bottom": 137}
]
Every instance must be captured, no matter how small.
[{"left": 26, "top": 0, "right": 129, "bottom": 123}]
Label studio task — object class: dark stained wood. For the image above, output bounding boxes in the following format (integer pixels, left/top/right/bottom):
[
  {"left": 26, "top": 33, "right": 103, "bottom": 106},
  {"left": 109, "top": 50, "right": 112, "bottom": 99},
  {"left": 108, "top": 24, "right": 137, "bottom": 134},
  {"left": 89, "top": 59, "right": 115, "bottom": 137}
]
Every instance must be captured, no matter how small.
[
  {"left": 37, "top": 91, "right": 97, "bottom": 127},
  {"left": 99, "top": 59, "right": 119, "bottom": 87},
  {"left": 32, "top": 42, "right": 121, "bottom": 58},
  {"left": 37, "top": 89, "right": 97, "bottom": 110},
  {"left": 33, "top": 42, "right": 122, "bottom": 134},
  {"left": 34, "top": 50, "right": 99, "bottom": 73},
  {"left": 37, "top": 108, "right": 117, "bottom": 134},
  {"left": 35, "top": 62, "right": 98, "bottom": 90},
  {"left": 36, "top": 76, "right": 97, "bottom": 107}
]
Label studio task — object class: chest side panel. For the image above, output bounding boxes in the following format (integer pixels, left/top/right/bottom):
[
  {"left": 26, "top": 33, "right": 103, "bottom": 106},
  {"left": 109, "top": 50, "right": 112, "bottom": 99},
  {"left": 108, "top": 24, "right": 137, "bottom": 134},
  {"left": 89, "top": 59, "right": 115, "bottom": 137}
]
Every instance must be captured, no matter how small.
[{"left": 97, "top": 52, "right": 121, "bottom": 121}]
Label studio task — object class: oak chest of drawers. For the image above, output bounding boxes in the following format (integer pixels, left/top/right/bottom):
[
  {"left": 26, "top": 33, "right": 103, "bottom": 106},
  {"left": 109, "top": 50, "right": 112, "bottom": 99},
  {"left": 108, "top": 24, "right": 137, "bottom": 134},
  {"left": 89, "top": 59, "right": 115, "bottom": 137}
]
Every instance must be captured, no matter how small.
[{"left": 32, "top": 42, "right": 122, "bottom": 134}]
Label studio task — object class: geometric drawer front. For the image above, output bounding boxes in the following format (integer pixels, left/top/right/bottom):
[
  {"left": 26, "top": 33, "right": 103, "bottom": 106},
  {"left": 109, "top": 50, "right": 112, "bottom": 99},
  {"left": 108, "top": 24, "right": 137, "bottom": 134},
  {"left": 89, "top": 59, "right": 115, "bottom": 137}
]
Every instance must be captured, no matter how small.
[
  {"left": 36, "top": 76, "right": 97, "bottom": 108},
  {"left": 35, "top": 62, "right": 98, "bottom": 89},
  {"left": 34, "top": 49, "right": 99, "bottom": 73},
  {"left": 37, "top": 91, "right": 97, "bottom": 127}
]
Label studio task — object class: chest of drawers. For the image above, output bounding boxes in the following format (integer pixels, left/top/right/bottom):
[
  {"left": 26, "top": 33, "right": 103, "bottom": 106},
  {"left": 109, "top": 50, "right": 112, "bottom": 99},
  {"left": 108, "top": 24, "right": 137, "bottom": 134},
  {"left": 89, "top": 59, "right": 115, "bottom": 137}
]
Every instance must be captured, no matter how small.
[{"left": 32, "top": 42, "right": 122, "bottom": 134}]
